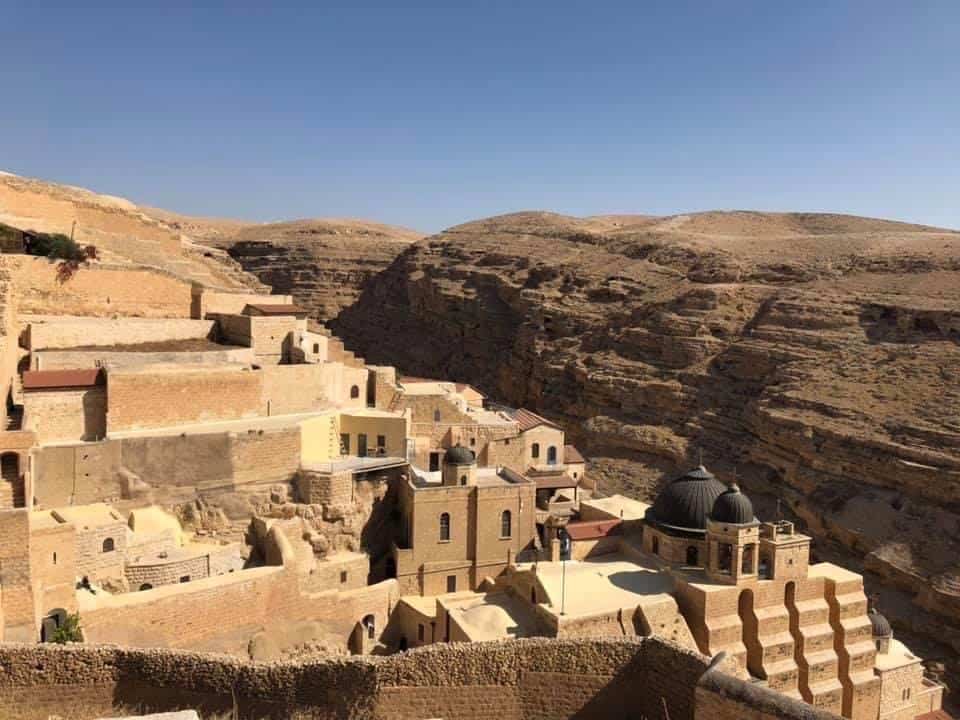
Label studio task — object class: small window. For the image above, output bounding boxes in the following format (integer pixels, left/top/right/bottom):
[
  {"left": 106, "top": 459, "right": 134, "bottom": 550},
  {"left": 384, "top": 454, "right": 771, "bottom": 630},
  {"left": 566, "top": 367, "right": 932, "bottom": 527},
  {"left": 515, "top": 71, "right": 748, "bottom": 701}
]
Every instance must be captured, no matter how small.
[
  {"left": 340, "top": 570, "right": 348, "bottom": 584},
  {"left": 102, "top": 538, "right": 115, "bottom": 553},
  {"left": 440, "top": 512, "right": 450, "bottom": 541},
  {"left": 446, "top": 575, "right": 457, "bottom": 593},
  {"left": 350, "top": 385, "right": 360, "bottom": 399},
  {"left": 501, "top": 510, "right": 512, "bottom": 538},
  {"left": 313, "top": 343, "right": 320, "bottom": 354},
  {"left": 433, "top": 409, "right": 441, "bottom": 422},
  {"left": 573, "top": 472, "right": 578, "bottom": 479},
  {"left": 377, "top": 434, "right": 386, "bottom": 450},
  {"left": 652, "top": 535, "right": 659, "bottom": 556},
  {"left": 417, "top": 623, "right": 425, "bottom": 642},
  {"left": 139, "top": 583, "right": 152, "bottom": 591},
  {"left": 469, "top": 437, "right": 476, "bottom": 447},
  {"left": 52, "top": 552, "right": 57, "bottom": 565},
  {"left": 460, "top": 474, "right": 467, "bottom": 486},
  {"left": 504, "top": 439, "right": 510, "bottom": 445},
  {"left": 179, "top": 575, "right": 190, "bottom": 583},
  {"left": 547, "top": 446, "right": 558, "bottom": 465},
  {"left": 532, "top": 442, "right": 540, "bottom": 459}
]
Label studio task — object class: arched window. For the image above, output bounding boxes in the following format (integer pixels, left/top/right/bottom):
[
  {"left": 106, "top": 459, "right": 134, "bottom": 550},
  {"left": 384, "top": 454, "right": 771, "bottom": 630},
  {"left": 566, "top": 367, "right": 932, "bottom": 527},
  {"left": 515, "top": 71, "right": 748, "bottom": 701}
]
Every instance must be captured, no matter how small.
[
  {"left": 439, "top": 513, "right": 450, "bottom": 541},
  {"left": 102, "top": 538, "right": 115, "bottom": 553},
  {"left": 433, "top": 409, "right": 441, "bottom": 422},
  {"left": 547, "top": 446, "right": 558, "bottom": 465},
  {"left": 500, "top": 510, "right": 512, "bottom": 538},
  {"left": 460, "top": 474, "right": 467, "bottom": 486},
  {"left": 363, "top": 614, "right": 375, "bottom": 640},
  {"left": 350, "top": 385, "right": 360, "bottom": 399},
  {"left": 742, "top": 544, "right": 755, "bottom": 574},
  {"left": 531, "top": 442, "right": 540, "bottom": 459}
]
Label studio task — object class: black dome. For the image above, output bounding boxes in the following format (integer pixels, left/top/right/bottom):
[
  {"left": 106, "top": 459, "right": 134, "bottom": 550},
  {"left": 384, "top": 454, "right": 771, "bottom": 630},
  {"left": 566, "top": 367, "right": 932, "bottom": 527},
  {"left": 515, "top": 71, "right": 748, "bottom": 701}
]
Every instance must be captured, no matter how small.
[
  {"left": 647, "top": 466, "right": 728, "bottom": 533},
  {"left": 710, "top": 484, "right": 756, "bottom": 525},
  {"left": 869, "top": 609, "right": 892, "bottom": 638},
  {"left": 444, "top": 444, "right": 475, "bottom": 465}
]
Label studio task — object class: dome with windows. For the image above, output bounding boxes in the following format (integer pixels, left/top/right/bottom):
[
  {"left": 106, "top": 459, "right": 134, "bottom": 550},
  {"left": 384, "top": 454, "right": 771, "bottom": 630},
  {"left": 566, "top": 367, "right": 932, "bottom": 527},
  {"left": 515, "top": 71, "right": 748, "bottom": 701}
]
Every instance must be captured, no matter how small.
[
  {"left": 710, "top": 483, "right": 757, "bottom": 526},
  {"left": 444, "top": 444, "right": 475, "bottom": 466},
  {"left": 645, "top": 465, "right": 728, "bottom": 534}
]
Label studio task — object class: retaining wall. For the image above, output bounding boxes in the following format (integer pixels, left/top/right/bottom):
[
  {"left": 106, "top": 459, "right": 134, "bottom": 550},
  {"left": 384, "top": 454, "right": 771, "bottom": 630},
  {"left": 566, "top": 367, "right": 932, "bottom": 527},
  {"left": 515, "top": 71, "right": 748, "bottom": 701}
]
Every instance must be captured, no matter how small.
[{"left": 0, "top": 637, "right": 842, "bottom": 720}]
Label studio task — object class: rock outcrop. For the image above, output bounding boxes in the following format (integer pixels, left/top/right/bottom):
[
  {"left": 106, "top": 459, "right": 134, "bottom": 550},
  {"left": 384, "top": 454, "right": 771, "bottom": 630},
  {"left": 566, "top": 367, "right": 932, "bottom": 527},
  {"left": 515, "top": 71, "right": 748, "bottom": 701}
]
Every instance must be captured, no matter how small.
[
  {"left": 210, "top": 219, "right": 423, "bottom": 320},
  {"left": 333, "top": 210, "right": 960, "bottom": 678}
]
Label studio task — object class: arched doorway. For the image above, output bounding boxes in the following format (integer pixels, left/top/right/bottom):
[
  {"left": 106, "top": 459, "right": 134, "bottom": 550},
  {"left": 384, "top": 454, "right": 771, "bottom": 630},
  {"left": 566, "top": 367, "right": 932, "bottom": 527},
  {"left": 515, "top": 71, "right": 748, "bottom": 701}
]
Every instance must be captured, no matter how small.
[
  {"left": 738, "top": 589, "right": 763, "bottom": 678},
  {"left": 40, "top": 608, "right": 68, "bottom": 642},
  {"left": 686, "top": 545, "right": 699, "bottom": 567}
]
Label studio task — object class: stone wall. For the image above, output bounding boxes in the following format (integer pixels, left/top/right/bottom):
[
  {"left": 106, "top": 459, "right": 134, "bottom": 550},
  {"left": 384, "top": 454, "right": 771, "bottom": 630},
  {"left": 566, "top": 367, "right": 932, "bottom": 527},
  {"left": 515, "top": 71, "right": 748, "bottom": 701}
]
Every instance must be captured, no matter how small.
[
  {"left": 13, "top": 257, "right": 195, "bottom": 318},
  {"left": 25, "top": 317, "right": 216, "bottom": 351},
  {"left": 107, "top": 366, "right": 263, "bottom": 432},
  {"left": 0, "top": 636, "right": 834, "bottom": 720},
  {"left": 21, "top": 386, "right": 106, "bottom": 444},
  {"left": 33, "top": 347, "right": 253, "bottom": 371},
  {"left": 196, "top": 290, "right": 293, "bottom": 318}
]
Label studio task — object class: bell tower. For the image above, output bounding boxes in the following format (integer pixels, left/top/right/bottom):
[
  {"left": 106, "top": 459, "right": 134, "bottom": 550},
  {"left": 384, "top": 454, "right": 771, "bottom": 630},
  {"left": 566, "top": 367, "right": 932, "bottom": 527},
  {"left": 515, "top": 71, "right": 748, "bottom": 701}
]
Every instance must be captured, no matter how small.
[{"left": 706, "top": 483, "right": 761, "bottom": 585}]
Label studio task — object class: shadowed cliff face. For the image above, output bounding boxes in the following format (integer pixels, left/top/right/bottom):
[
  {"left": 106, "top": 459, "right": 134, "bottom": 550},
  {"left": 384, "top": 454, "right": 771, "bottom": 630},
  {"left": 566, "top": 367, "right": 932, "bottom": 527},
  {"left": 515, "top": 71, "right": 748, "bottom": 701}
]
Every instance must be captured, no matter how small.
[
  {"left": 333, "top": 210, "right": 960, "bottom": 681},
  {"left": 211, "top": 219, "right": 423, "bottom": 320}
]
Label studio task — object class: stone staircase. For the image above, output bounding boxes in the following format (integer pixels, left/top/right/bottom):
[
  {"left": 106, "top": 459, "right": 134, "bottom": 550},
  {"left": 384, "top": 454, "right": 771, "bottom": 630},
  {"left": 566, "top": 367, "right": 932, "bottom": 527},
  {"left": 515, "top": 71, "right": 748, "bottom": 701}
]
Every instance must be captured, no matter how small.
[{"left": 787, "top": 580, "right": 843, "bottom": 713}]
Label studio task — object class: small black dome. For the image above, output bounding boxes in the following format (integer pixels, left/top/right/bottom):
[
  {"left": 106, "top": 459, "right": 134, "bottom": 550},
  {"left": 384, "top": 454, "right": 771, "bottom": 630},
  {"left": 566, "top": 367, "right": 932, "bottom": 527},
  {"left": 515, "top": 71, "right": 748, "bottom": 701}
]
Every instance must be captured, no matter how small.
[
  {"left": 647, "top": 466, "right": 728, "bottom": 533},
  {"left": 444, "top": 444, "right": 475, "bottom": 465},
  {"left": 710, "top": 484, "right": 756, "bottom": 525},
  {"left": 869, "top": 609, "right": 892, "bottom": 638}
]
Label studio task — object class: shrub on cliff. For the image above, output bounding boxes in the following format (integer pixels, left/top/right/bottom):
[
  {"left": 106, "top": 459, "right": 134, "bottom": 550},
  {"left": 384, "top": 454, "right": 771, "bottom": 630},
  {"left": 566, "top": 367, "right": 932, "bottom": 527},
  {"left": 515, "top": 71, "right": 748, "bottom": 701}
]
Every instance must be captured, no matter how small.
[
  {"left": 51, "top": 612, "right": 83, "bottom": 643},
  {"left": 25, "top": 231, "right": 98, "bottom": 282}
]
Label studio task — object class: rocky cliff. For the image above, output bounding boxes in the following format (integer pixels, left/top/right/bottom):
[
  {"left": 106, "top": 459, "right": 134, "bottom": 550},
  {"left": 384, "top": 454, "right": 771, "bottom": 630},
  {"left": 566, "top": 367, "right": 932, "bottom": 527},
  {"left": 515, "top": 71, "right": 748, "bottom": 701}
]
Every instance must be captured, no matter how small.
[
  {"left": 333, "top": 210, "right": 960, "bottom": 679},
  {"left": 209, "top": 220, "right": 423, "bottom": 320}
]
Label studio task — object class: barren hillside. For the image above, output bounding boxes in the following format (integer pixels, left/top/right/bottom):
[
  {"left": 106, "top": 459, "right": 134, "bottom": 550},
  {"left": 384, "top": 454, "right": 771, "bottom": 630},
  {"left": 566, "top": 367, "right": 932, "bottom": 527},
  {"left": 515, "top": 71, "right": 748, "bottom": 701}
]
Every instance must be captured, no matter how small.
[
  {"left": 205, "top": 219, "right": 424, "bottom": 320},
  {"left": 0, "top": 172, "right": 263, "bottom": 291},
  {"left": 332, "top": 209, "right": 960, "bottom": 680}
]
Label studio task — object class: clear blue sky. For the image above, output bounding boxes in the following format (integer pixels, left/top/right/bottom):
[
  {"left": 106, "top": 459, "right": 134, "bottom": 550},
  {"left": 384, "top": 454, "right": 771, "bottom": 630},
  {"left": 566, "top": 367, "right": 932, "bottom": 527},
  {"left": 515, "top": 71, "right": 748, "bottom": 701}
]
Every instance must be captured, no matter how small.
[{"left": 2, "top": 1, "right": 957, "bottom": 233}]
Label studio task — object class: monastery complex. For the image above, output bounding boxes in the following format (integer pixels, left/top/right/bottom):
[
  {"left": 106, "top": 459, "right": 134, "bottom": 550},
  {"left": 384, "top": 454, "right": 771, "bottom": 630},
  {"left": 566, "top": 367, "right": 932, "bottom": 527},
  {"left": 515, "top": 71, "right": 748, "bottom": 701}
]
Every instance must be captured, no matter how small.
[{"left": 0, "top": 253, "right": 949, "bottom": 720}]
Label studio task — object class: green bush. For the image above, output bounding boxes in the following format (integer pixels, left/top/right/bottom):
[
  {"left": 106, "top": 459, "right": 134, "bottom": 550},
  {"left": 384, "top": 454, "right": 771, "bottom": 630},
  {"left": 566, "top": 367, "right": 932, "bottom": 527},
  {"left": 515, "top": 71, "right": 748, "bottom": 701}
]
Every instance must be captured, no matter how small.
[{"left": 51, "top": 612, "right": 83, "bottom": 643}]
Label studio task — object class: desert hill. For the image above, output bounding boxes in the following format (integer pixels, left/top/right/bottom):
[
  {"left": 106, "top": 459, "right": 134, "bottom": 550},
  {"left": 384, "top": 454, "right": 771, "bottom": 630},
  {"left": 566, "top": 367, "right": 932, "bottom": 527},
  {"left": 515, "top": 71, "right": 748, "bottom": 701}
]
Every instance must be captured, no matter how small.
[
  {"left": 205, "top": 218, "right": 424, "bottom": 320},
  {"left": 0, "top": 172, "right": 263, "bottom": 291},
  {"left": 332, "top": 209, "right": 960, "bottom": 680}
]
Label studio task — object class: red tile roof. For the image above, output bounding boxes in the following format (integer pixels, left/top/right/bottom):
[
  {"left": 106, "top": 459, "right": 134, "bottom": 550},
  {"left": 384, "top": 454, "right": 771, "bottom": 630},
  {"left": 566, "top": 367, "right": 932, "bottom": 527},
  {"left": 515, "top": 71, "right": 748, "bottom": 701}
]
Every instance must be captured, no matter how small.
[
  {"left": 22, "top": 368, "right": 104, "bottom": 391},
  {"left": 514, "top": 408, "right": 560, "bottom": 432},
  {"left": 564, "top": 444, "right": 585, "bottom": 464},
  {"left": 916, "top": 711, "right": 954, "bottom": 720},
  {"left": 564, "top": 519, "right": 622, "bottom": 541},
  {"left": 533, "top": 473, "right": 580, "bottom": 490},
  {"left": 243, "top": 303, "right": 310, "bottom": 317}
]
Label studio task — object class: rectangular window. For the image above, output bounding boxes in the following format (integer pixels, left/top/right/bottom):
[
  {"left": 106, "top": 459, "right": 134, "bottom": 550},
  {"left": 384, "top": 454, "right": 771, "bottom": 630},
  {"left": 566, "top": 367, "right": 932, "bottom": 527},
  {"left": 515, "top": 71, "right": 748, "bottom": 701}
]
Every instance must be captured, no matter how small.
[
  {"left": 340, "top": 433, "right": 350, "bottom": 454},
  {"left": 377, "top": 434, "right": 386, "bottom": 451},
  {"left": 358, "top": 433, "right": 368, "bottom": 456},
  {"left": 340, "top": 570, "right": 348, "bottom": 584},
  {"left": 179, "top": 576, "right": 190, "bottom": 583},
  {"left": 418, "top": 623, "right": 425, "bottom": 642},
  {"left": 446, "top": 575, "right": 457, "bottom": 593}
]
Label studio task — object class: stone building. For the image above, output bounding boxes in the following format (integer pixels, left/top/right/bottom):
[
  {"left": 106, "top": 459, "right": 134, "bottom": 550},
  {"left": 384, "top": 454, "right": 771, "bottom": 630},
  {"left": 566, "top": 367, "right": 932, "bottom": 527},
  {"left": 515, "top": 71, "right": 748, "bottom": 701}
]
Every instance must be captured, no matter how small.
[{"left": 392, "top": 445, "right": 538, "bottom": 595}]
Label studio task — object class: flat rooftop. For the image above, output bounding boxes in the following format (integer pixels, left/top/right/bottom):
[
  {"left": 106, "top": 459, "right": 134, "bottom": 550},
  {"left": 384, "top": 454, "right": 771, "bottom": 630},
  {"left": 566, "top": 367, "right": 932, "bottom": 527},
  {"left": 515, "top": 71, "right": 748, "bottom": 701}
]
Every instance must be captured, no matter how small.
[
  {"left": 441, "top": 591, "right": 541, "bottom": 641},
  {"left": 874, "top": 638, "right": 923, "bottom": 672},
  {"left": 51, "top": 503, "right": 123, "bottom": 529},
  {"left": 55, "top": 338, "right": 244, "bottom": 353},
  {"left": 411, "top": 466, "right": 529, "bottom": 488},
  {"left": 580, "top": 494, "right": 650, "bottom": 520},
  {"left": 519, "top": 554, "right": 675, "bottom": 618}
]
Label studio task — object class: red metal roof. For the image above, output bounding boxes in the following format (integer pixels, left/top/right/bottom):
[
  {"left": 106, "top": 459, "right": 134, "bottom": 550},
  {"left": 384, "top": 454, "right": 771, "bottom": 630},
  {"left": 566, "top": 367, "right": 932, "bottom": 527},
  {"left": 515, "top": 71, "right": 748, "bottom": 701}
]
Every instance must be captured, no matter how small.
[
  {"left": 22, "top": 368, "right": 104, "bottom": 391},
  {"left": 564, "top": 444, "right": 585, "bottom": 464},
  {"left": 515, "top": 408, "right": 560, "bottom": 432},
  {"left": 565, "top": 519, "right": 622, "bottom": 541}
]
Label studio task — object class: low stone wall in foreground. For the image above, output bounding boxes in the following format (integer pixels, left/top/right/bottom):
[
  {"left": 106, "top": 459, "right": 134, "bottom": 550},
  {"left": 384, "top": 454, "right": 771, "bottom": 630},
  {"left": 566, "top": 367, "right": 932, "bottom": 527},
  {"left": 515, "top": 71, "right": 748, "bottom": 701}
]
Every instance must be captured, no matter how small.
[{"left": 0, "top": 637, "right": 841, "bottom": 720}]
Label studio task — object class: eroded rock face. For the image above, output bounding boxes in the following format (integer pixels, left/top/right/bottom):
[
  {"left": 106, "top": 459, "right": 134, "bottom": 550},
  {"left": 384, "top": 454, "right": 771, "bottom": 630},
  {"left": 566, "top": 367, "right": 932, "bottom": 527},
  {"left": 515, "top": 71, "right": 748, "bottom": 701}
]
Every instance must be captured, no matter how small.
[
  {"left": 212, "top": 219, "right": 423, "bottom": 320},
  {"left": 333, "top": 210, "right": 960, "bottom": 675}
]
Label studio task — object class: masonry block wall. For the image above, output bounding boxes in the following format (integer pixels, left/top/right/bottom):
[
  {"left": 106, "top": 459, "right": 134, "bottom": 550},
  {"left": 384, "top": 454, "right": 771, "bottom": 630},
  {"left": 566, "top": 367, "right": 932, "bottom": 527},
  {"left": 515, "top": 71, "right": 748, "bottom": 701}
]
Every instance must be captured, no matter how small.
[
  {"left": 21, "top": 386, "right": 106, "bottom": 444},
  {"left": 107, "top": 366, "right": 263, "bottom": 431},
  {"left": 0, "top": 636, "right": 833, "bottom": 720},
  {"left": 14, "top": 257, "right": 195, "bottom": 318},
  {"left": 0, "top": 509, "right": 36, "bottom": 642},
  {"left": 26, "top": 318, "right": 216, "bottom": 351}
]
